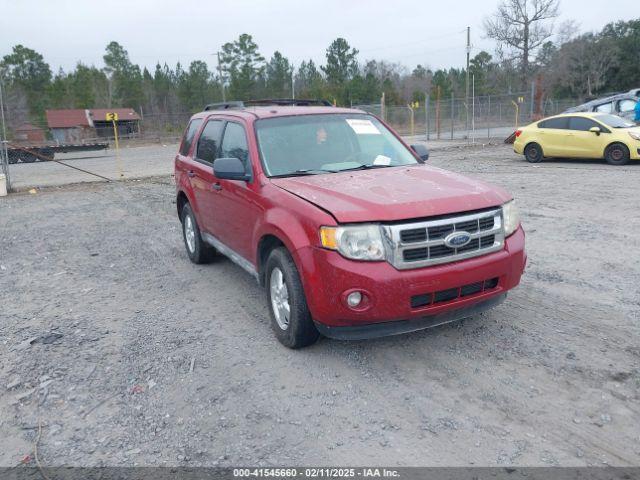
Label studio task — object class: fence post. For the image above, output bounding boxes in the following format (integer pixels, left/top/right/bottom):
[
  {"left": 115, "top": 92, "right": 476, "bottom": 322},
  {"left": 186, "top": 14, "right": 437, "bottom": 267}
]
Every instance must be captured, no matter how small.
[
  {"left": 0, "top": 77, "right": 10, "bottom": 193},
  {"left": 450, "top": 93, "right": 454, "bottom": 140},
  {"left": 487, "top": 95, "right": 491, "bottom": 139},
  {"left": 530, "top": 81, "right": 535, "bottom": 121},
  {"left": 407, "top": 105, "right": 415, "bottom": 137},
  {"left": 436, "top": 86, "right": 441, "bottom": 140},
  {"left": 471, "top": 75, "right": 475, "bottom": 144},
  {"left": 425, "top": 95, "right": 430, "bottom": 141}
]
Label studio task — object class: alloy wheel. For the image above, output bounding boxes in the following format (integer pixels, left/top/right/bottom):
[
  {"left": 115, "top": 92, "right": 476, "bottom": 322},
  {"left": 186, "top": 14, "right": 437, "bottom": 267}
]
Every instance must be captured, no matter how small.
[{"left": 270, "top": 267, "right": 290, "bottom": 330}]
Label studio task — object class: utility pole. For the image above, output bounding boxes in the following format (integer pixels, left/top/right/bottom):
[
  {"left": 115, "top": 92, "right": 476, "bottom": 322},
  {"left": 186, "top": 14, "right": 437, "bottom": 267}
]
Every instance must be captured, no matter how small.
[
  {"left": 291, "top": 70, "right": 295, "bottom": 99},
  {"left": 465, "top": 26, "right": 471, "bottom": 140},
  {"left": 216, "top": 51, "right": 226, "bottom": 102}
]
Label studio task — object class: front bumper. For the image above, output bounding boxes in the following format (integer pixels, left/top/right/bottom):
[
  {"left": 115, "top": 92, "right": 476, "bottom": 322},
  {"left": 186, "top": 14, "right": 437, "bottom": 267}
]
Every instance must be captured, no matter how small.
[
  {"left": 315, "top": 293, "right": 507, "bottom": 340},
  {"left": 295, "top": 226, "right": 526, "bottom": 329}
]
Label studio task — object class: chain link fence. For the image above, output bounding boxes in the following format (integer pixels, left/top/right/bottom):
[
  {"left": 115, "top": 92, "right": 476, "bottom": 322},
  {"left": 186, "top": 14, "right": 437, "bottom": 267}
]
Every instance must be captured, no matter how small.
[
  {"left": 356, "top": 92, "right": 580, "bottom": 142},
  {"left": 1, "top": 94, "right": 584, "bottom": 149}
]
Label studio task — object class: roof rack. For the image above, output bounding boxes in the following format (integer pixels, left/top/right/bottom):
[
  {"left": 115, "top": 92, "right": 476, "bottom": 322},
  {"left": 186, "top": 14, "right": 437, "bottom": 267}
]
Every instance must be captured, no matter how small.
[
  {"left": 204, "top": 98, "right": 332, "bottom": 111},
  {"left": 203, "top": 101, "right": 245, "bottom": 111}
]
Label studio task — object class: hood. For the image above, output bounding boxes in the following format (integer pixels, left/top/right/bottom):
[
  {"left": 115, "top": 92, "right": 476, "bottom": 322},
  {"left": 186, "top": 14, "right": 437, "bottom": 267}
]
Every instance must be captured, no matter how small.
[{"left": 270, "top": 165, "right": 511, "bottom": 223}]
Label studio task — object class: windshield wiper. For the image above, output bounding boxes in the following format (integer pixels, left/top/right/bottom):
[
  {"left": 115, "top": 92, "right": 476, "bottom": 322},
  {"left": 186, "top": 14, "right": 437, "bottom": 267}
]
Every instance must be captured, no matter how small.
[
  {"left": 270, "top": 168, "right": 338, "bottom": 178},
  {"left": 336, "top": 163, "right": 396, "bottom": 172}
]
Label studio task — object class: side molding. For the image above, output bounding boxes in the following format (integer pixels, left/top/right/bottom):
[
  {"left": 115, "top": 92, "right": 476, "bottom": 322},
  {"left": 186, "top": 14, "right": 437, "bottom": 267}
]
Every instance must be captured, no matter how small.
[{"left": 202, "top": 232, "right": 259, "bottom": 282}]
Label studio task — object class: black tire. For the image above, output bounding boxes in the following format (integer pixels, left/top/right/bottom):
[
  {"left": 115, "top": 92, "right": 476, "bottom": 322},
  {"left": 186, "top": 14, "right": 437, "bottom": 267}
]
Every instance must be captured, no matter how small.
[
  {"left": 20, "top": 152, "right": 37, "bottom": 163},
  {"left": 180, "top": 203, "right": 215, "bottom": 264},
  {"left": 40, "top": 148, "right": 54, "bottom": 161},
  {"left": 265, "top": 247, "right": 319, "bottom": 349},
  {"left": 604, "top": 143, "right": 630, "bottom": 166},
  {"left": 524, "top": 142, "right": 544, "bottom": 163},
  {"left": 8, "top": 150, "right": 19, "bottom": 164}
]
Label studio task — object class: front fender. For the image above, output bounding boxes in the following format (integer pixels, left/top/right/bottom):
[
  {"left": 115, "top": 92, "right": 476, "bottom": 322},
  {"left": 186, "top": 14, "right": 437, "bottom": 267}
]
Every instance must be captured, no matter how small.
[
  {"left": 253, "top": 204, "right": 334, "bottom": 292},
  {"left": 254, "top": 207, "right": 314, "bottom": 261}
]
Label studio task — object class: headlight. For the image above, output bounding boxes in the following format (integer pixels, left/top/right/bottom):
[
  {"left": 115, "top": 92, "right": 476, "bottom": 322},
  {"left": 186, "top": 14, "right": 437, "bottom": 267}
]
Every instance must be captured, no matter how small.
[
  {"left": 502, "top": 200, "right": 520, "bottom": 237},
  {"left": 319, "top": 225, "right": 386, "bottom": 261},
  {"left": 628, "top": 131, "right": 640, "bottom": 141}
]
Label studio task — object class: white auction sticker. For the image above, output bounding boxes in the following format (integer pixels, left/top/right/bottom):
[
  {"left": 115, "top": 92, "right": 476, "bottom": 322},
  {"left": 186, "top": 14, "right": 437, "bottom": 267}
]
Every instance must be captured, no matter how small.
[{"left": 345, "top": 119, "right": 381, "bottom": 135}]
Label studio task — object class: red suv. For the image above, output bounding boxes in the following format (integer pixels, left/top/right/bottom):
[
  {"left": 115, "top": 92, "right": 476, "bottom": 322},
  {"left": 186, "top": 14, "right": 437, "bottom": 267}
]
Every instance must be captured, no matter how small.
[{"left": 175, "top": 100, "right": 526, "bottom": 348}]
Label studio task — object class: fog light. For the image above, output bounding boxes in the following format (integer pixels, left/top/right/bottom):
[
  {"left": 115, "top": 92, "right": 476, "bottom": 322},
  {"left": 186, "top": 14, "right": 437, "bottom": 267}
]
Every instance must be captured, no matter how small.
[{"left": 346, "top": 291, "right": 362, "bottom": 308}]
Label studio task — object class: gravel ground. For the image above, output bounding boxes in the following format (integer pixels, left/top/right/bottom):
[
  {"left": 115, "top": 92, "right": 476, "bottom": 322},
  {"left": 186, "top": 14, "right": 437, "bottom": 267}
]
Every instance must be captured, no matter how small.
[{"left": 1, "top": 144, "right": 639, "bottom": 467}]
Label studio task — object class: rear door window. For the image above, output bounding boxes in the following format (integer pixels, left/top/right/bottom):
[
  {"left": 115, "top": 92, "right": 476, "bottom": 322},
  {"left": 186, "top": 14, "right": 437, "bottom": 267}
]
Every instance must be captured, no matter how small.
[
  {"left": 196, "top": 119, "right": 224, "bottom": 164},
  {"left": 179, "top": 118, "right": 202, "bottom": 156},
  {"left": 220, "top": 122, "right": 250, "bottom": 172},
  {"left": 538, "top": 117, "right": 569, "bottom": 129}
]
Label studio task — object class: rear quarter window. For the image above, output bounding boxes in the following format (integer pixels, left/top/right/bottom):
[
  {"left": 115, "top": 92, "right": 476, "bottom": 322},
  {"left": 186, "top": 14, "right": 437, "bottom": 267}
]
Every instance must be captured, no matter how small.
[
  {"left": 179, "top": 119, "right": 203, "bottom": 156},
  {"left": 594, "top": 102, "right": 613, "bottom": 113}
]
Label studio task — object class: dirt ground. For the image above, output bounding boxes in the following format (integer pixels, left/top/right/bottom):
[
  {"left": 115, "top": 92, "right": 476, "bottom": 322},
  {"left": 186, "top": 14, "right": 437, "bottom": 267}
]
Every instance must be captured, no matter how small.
[{"left": 1, "top": 144, "right": 639, "bottom": 468}]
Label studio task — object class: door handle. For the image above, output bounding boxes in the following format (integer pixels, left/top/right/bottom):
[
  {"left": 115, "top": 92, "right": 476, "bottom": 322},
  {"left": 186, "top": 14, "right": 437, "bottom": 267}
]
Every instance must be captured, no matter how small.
[
  {"left": 187, "top": 170, "right": 196, "bottom": 178},
  {"left": 212, "top": 182, "right": 222, "bottom": 191}
]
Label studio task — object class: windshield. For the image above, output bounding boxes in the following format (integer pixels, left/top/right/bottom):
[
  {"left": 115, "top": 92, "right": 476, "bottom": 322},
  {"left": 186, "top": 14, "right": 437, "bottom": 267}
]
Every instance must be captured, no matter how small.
[
  {"left": 594, "top": 114, "right": 636, "bottom": 128},
  {"left": 255, "top": 113, "right": 419, "bottom": 177}
]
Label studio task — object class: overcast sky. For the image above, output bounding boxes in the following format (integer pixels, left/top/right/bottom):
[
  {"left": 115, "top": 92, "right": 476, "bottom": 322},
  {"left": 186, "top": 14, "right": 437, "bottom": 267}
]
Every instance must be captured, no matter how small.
[{"left": 1, "top": 0, "right": 636, "bottom": 74}]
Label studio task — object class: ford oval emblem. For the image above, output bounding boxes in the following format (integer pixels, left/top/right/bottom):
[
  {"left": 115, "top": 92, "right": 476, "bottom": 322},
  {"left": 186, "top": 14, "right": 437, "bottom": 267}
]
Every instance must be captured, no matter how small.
[{"left": 444, "top": 231, "right": 472, "bottom": 248}]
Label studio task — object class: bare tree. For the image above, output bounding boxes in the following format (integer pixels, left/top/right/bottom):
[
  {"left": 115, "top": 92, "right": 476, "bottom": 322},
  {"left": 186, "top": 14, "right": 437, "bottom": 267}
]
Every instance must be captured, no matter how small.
[
  {"left": 484, "top": 0, "right": 560, "bottom": 89},
  {"left": 556, "top": 19, "right": 580, "bottom": 45}
]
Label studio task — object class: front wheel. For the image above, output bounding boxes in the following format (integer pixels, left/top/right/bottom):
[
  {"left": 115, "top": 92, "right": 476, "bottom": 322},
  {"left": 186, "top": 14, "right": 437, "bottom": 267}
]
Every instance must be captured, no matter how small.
[
  {"left": 265, "top": 247, "right": 319, "bottom": 349},
  {"left": 604, "top": 143, "right": 630, "bottom": 166},
  {"left": 524, "top": 143, "right": 544, "bottom": 163}
]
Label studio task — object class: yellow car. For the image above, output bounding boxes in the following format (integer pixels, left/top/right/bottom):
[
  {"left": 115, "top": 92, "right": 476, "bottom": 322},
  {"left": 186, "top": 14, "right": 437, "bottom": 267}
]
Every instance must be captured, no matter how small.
[{"left": 514, "top": 112, "right": 640, "bottom": 165}]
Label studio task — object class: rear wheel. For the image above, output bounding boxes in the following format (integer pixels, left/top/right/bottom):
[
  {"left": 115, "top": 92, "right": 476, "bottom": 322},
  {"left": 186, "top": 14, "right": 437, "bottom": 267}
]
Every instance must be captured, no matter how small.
[
  {"left": 181, "top": 203, "right": 215, "bottom": 264},
  {"left": 20, "top": 152, "right": 37, "bottom": 163},
  {"left": 40, "top": 148, "right": 54, "bottom": 161},
  {"left": 265, "top": 247, "right": 319, "bottom": 349},
  {"left": 604, "top": 143, "right": 630, "bottom": 166},
  {"left": 524, "top": 142, "right": 544, "bottom": 163}
]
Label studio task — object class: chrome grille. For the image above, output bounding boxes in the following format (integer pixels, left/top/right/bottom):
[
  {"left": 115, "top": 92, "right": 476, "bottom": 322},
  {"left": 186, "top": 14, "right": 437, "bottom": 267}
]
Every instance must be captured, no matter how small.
[{"left": 382, "top": 208, "right": 504, "bottom": 270}]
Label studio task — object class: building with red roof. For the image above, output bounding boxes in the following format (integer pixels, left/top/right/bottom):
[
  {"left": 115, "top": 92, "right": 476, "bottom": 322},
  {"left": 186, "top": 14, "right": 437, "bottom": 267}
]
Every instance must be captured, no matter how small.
[{"left": 45, "top": 108, "right": 140, "bottom": 143}]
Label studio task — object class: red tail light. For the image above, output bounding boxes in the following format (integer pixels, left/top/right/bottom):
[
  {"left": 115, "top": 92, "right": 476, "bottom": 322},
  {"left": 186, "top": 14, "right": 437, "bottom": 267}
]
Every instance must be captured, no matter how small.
[{"left": 515, "top": 129, "right": 523, "bottom": 137}]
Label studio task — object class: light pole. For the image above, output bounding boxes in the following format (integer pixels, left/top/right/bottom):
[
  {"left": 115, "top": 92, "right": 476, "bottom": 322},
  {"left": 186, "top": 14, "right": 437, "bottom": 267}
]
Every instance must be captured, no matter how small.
[{"left": 216, "top": 51, "right": 226, "bottom": 102}]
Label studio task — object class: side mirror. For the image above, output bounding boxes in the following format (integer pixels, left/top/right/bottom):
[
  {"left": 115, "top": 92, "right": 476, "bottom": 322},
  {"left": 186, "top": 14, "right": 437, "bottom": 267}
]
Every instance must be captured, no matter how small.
[
  {"left": 410, "top": 144, "right": 429, "bottom": 162},
  {"left": 589, "top": 126, "right": 601, "bottom": 135},
  {"left": 213, "top": 157, "right": 250, "bottom": 181}
]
